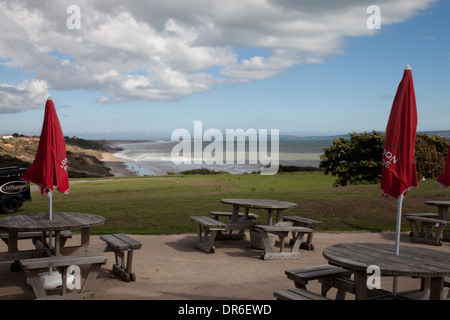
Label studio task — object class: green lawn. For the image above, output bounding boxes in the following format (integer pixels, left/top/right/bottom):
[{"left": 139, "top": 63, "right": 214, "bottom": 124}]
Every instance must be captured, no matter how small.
[{"left": 12, "top": 172, "right": 450, "bottom": 235}]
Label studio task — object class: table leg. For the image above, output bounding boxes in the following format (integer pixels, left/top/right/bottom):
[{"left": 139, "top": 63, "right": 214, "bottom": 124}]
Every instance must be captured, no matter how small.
[
  {"left": 54, "top": 231, "right": 61, "bottom": 256},
  {"left": 81, "top": 228, "right": 90, "bottom": 247},
  {"left": 231, "top": 205, "right": 240, "bottom": 223},
  {"left": 237, "top": 208, "right": 250, "bottom": 238},
  {"left": 438, "top": 206, "right": 448, "bottom": 221},
  {"left": 7, "top": 231, "right": 22, "bottom": 272},
  {"left": 275, "top": 210, "right": 284, "bottom": 224},
  {"left": 267, "top": 209, "right": 274, "bottom": 225},
  {"left": 429, "top": 277, "right": 444, "bottom": 300},
  {"left": 7, "top": 231, "right": 18, "bottom": 253},
  {"left": 353, "top": 271, "right": 368, "bottom": 300},
  {"left": 243, "top": 207, "right": 249, "bottom": 220}
]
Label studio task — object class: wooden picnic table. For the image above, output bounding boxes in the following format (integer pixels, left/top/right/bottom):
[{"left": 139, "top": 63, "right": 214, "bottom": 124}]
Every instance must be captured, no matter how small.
[
  {"left": 405, "top": 201, "right": 450, "bottom": 246},
  {"left": 323, "top": 243, "right": 450, "bottom": 300},
  {"left": 220, "top": 198, "right": 297, "bottom": 225},
  {"left": 220, "top": 199, "right": 308, "bottom": 260},
  {"left": 0, "top": 212, "right": 107, "bottom": 299},
  {"left": 0, "top": 212, "right": 105, "bottom": 259}
]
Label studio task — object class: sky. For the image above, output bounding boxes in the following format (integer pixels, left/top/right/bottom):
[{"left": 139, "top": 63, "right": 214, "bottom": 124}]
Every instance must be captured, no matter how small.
[{"left": 0, "top": 0, "right": 449, "bottom": 140}]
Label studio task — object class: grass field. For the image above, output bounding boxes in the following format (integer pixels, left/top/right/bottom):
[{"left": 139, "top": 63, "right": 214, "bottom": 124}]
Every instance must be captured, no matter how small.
[{"left": 13, "top": 172, "right": 450, "bottom": 235}]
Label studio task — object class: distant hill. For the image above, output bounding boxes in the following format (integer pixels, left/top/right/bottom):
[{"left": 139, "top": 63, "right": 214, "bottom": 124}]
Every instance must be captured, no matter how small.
[{"left": 0, "top": 136, "right": 114, "bottom": 178}]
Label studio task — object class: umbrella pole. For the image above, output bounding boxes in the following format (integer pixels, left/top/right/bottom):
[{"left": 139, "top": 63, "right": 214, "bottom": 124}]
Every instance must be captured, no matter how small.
[
  {"left": 48, "top": 191, "right": 53, "bottom": 248},
  {"left": 48, "top": 191, "right": 53, "bottom": 275},
  {"left": 393, "top": 194, "right": 404, "bottom": 297},
  {"left": 395, "top": 194, "right": 403, "bottom": 256}
]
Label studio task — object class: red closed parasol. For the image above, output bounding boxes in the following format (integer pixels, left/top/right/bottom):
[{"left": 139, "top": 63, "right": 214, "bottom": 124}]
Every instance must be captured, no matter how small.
[
  {"left": 21, "top": 97, "right": 69, "bottom": 201},
  {"left": 380, "top": 65, "right": 418, "bottom": 201},
  {"left": 437, "top": 144, "right": 450, "bottom": 188},
  {"left": 380, "top": 65, "right": 418, "bottom": 296}
]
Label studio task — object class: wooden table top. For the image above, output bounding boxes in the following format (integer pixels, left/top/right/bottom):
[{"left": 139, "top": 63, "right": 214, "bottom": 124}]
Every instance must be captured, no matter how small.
[
  {"left": 0, "top": 212, "right": 105, "bottom": 232},
  {"left": 221, "top": 198, "right": 297, "bottom": 210},
  {"left": 323, "top": 243, "right": 450, "bottom": 277}
]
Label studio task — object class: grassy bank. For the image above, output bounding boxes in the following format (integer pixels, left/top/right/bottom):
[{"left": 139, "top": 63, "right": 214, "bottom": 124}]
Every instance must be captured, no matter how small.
[{"left": 11, "top": 172, "right": 450, "bottom": 235}]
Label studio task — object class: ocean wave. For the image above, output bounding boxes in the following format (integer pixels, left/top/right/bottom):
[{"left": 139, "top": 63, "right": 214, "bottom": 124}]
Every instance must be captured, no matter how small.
[{"left": 112, "top": 139, "right": 328, "bottom": 175}]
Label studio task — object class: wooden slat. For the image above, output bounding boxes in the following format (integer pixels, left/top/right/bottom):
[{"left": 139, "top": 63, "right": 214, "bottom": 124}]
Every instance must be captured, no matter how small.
[
  {"left": 112, "top": 233, "right": 142, "bottom": 249},
  {"left": 190, "top": 216, "right": 227, "bottom": 229},
  {"left": 285, "top": 264, "right": 351, "bottom": 281},
  {"left": 100, "top": 234, "right": 142, "bottom": 250},
  {"left": 283, "top": 216, "right": 323, "bottom": 227},
  {"left": 274, "top": 288, "right": 330, "bottom": 300},
  {"left": 20, "top": 254, "right": 107, "bottom": 270},
  {"left": 255, "top": 225, "right": 313, "bottom": 233},
  {"left": 100, "top": 234, "right": 130, "bottom": 250}
]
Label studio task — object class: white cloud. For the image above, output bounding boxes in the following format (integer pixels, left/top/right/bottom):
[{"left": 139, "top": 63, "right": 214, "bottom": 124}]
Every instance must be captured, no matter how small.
[
  {"left": 0, "top": 0, "right": 438, "bottom": 112},
  {"left": 0, "top": 79, "right": 49, "bottom": 113}
]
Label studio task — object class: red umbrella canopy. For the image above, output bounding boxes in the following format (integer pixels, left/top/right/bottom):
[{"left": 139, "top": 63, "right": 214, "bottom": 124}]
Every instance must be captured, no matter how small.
[
  {"left": 21, "top": 97, "right": 69, "bottom": 195},
  {"left": 380, "top": 65, "right": 418, "bottom": 199},
  {"left": 437, "top": 144, "right": 450, "bottom": 188}
]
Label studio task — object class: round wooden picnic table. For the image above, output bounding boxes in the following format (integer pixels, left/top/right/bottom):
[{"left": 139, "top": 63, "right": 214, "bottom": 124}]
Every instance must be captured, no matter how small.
[
  {"left": 220, "top": 198, "right": 297, "bottom": 225},
  {"left": 323, "top": 243, "right": 450, "bottom": 300},
  {"left": 0, "top": 212, "right": 105, "bottom": 256}
]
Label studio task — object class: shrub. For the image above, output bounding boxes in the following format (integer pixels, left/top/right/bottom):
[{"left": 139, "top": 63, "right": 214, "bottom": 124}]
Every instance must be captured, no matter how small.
[{"left": 320, "top": 131, "right": 449, "bottom": 186}]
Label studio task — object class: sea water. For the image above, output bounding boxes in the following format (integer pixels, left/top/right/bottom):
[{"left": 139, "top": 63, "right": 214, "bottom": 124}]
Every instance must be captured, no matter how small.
[{"left": 111, "top": 139, "right": 333, "bottom": 176}]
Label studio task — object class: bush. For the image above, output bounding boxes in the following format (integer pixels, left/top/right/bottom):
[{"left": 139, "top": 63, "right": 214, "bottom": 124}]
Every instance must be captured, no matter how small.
[
  {"left": 320, "top": 131, "right": 385, "bottom": 186},
  {"left": 320, "top": 131, "right": 449, "bottom": 186},
  {"left": 415, "top": 133, "right": 449, "bottom": 179}
]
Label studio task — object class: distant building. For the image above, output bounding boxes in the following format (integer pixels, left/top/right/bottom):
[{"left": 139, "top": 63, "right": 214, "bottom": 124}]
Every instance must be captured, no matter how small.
[{"left": 1, "top": 135, "right": 13, "bottom": 139}]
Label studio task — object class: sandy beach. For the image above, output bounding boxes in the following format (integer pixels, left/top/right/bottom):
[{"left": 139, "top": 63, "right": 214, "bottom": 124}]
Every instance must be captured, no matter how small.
[
  {"left": 100, "top": 152, "right": 138, "bottom": 177},
  {"left": 1, "top": 230, "right": 448, "bottom": 303}
]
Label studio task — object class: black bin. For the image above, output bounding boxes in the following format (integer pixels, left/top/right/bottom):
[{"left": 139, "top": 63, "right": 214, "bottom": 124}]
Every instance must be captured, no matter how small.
[{"left": 0, "top": 166, "right": 31, "bottom": 214}]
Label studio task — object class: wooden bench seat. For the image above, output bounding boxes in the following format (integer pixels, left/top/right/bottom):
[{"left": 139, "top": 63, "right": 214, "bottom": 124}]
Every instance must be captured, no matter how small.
[
  {"left": 1, "top": 230, "right": 73, "bottom": 246},
  {"left": 405, "top": 214, "right": 450, "bottom": 246},
  {"left": 274, "top": 287, "right": 331, "bottom": 300},
  {"left": 285, "top": 264, "right": 352, "bottom": 299},
  {"left": 283, "top": 216, "right": 322, "bottom": 250},
  {"left": 406, "top": 216, "right": 449, "bottom": 225},
  {"left": 100, "top": 233, "right": 142, "bottom": 282},
  {"left": 254, "top": 225, "right": 312, "bottom": 260},
  {"left": 20, "top": 254, "right": 107, "bottom": 299},
  {"left": 190, "top": 216, "right": 227, "bottom": 254},
  {"left": 285, "top": 265, "right": 392, "bottom": 300},
  {"left": 282, "top": 216, "right": 322, "bottom": 228},
  {"left": 404, "top": 213, "right": 439, "bottom": 219}
]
